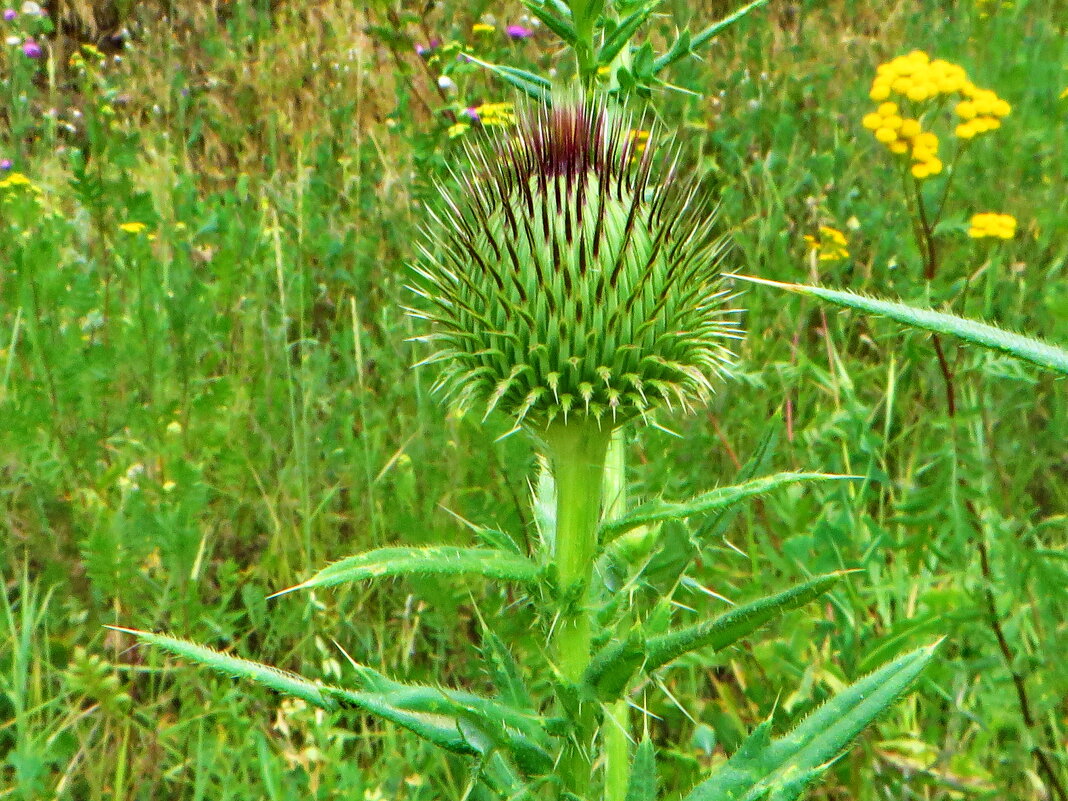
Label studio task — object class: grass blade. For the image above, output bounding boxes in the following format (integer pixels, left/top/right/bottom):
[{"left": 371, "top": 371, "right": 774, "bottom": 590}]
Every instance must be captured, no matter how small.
[{"left": 732, "top": 275, "right": 1068, "bottom": 376}]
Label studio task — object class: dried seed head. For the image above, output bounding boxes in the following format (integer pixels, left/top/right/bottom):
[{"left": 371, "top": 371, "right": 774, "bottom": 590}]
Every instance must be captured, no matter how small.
[{"left": 409, "top": 94, "right": 742, "bottom": 429}]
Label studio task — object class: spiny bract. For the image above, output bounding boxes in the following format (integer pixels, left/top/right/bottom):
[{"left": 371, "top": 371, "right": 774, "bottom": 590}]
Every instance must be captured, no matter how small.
[{"left": 409, "top": 95, "right": 741, "bottom": 429}]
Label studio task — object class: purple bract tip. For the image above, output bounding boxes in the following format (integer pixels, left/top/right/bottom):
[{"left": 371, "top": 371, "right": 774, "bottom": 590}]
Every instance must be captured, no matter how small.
[
  {"left": 462, "top": 107, "right": 479, "bottom": 122},
  {"left": 22, "top": 38, "right": 42, "bottom": 58},
  {"left": 3, "top": 9, "right": 17, "bottom": 21},
  {"left": 0, "top": 158, "right": 12, "bottom": 171},
  {"left": 506, "top": 24, "right": 533, "bottom": 39}
]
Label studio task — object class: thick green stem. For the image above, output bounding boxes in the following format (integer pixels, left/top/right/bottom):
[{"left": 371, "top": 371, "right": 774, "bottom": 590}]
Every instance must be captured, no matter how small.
[
  {"left": 543, "top": 421, "right": 611, "bottom": 796},
  {"left": 604, "top": 699, "right": 631, "bottom": 801},
  {"left": 602, "top": 431, "right": 632, "bottom": 801},
  {"left": 545, "top": 422, "right": 610, "bottom": 680}
]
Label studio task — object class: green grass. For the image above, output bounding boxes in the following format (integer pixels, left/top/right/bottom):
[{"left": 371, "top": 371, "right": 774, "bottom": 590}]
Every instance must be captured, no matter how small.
[{"left": 1, "top": 0, "right": 1066, "bottom": 798}]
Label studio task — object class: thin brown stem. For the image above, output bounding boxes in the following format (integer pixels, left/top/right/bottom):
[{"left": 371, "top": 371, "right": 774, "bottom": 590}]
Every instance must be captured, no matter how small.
[{"left": 972, "top": 510, "right": 1068, "bottom": 801}]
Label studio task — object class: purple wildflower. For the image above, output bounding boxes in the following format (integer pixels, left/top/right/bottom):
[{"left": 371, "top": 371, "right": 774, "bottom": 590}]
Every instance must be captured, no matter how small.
[
  {"left": 3, "top": 9, "right": 16, "bottom": 21},
  {"left": 0, "top": 158, "right": 12, "bottom": 171},
  {"left": 415, "top": 37, "right": 440, "bottom": 57},
  {"left": 505, "top": 24, "right": 533, "bottom": 39},
  {"left": 22, "top": 38, "right": 42, "bottom": 58},
  {"left": 462, "top": 107, "right": 479, "bottom": 122}
]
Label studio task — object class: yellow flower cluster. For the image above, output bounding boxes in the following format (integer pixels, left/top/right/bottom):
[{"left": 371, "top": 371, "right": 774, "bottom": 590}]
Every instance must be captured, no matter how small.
[
  {"left": 953, "top": 89, "right": 1011, "bottom": 139},
  {"left": 870, "top": 51, "right": 969, "bottom": 102},
  {"left": 803, "top": 226, "right": 850, "bottom": 262},
  {"left": 967, "top": 212, "right": 1016, "bottom": 239},
  {"left": 864, "top": 51, "right": 1011, "bottom": 168},
  {"left": 862, "top": 102, "right": 942, "bottom": 178},
  {"left": 471, "top": 23, "right": 495, "bottom": 34},
  {"left": 0, "top": 172, "right": 42, "bottom": 194}
]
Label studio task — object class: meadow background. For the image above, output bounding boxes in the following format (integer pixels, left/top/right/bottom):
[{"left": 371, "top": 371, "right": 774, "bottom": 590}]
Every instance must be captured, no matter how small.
[{"left": 1, "top": 0, "right": 1066, "bottom": 798}]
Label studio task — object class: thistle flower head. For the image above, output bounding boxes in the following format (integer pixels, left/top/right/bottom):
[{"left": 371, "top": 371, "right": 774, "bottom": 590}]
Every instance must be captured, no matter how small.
[{"left": 409, "top": 94, "right": 741, "bottom": 430}]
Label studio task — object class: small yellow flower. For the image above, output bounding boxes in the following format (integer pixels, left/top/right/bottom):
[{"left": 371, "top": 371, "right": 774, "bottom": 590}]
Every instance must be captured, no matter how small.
[
  {"left": 862, "top": 112, "right": 883, "bottom": 130},
  {"left": 954, "top": 100, "right": 977, "bottom": 119},
  {"left": 119, "top": 221, "right": 148, "bottom": 234},
  {"left": 447, "top": 122, "right": 470, "bottom": 138},
  {"left": 878, "top": 102, "right": 899, "bottom": 116},
  {"left": 899, "top": 118, "right": 921, "bottom": 138},
  {"left": 955, "top": 122, "right": 977, "bottom": 139},
  {"left": 804, "top": 226, "right": 850, "bottom": 262},
  {"left": 869, "top": 83, "right": 892, "bottom": 101},
  {"left": 471, "top": 22, "right": 495, "bottom": 34},
  {"left": 911, "top": 163, "right": 930, "bottom": 179},
  {"left": 968, "top": 212, "right": 1016, "bottom": 239},
  {"left": 889, "top": 140, "right": 909, "bottom": 155},
  {"left": 875, "top": 127, "right": 897, "bottom": 143}
]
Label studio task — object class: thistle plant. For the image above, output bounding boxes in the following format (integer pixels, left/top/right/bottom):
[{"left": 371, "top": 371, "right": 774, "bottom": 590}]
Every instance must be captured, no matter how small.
[{"left": 115, "top": 5, "right": 941, "bottom": 800}]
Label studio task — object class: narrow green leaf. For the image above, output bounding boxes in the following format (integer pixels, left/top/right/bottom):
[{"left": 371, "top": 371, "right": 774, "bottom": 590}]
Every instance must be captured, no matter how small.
[
  {"left": 523, "top": 0, "right": 579, "bottom": 45},
  {"left": 600, "top": 473, "right": 852, "bottom": 544},
  {"left": 697, "top": 419, "right": 780, "bottom": 542},
  {"left": 625, "top": 738, "right": 658, "bottom": 801},
  {"left": 463, "top": 55, "right": 551, "bottom": 101},
  {"left": 653, "top": 0, "right": 768, "bottom": 72},
  {"left": 107, "top": 627, "right": 338, "bottom": 709},
  {"left": 683, "top": 643, "right": 940, "bottom": 801},
  {"left": 583, "top": 629, "right": 646, "bottom": 700},
  {"left": 482, "top": 629, "right": 535, "bottom": 710},
  {"left": 732, "top": 275, "right": 1068, "bottom": 376},
  {"left": 598, "top": 2, "right": 660, "bottom": 65},
  {"left": 335, "top": 663, "right": 555, "bottom": 775},
  {"left": 270, "top": 546, "right": 540, "bottom": 598},
  {"left": 644, "top": 574, "right": 842, "bottom": 674}
]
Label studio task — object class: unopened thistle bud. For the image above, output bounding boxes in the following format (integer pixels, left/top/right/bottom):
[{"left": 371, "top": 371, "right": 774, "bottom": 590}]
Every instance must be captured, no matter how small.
[{"left": 409, "top": 95, "right": 741, "bottom": 429}]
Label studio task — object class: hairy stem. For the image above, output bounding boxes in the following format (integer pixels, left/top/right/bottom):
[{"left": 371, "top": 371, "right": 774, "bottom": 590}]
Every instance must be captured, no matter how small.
[{"left": 543, "top": 421, "right": 611, "bottom": 795}]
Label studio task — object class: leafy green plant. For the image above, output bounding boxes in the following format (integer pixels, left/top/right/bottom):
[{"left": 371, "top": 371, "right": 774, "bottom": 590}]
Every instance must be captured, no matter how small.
[{"left": 117, "top": 65, "right": 937, "bottom": 799}]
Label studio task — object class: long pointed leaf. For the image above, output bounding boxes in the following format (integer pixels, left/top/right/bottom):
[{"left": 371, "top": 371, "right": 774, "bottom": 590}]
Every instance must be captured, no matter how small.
[
  {"left": 271, "top": 546, "right": 540, "bottom": 598},
  {"left": 600, "top": 473, "right": 853, "bottom": 544},
  {"left": 625, "top": 738, "right": 658, "bottom": 801},
  {"left": 463, "top": 55, "right": 551, "bottom": 101},
  {"left": 683, "top": 643, "right": 940, "bottom": 801},
  {"left": 599, "top": 2, "right": 661, "bottom": 65},
  {"left": 644, "top": 573, "right": 843, "bottom": 673},
  {"left": 107, "top": 627, "right": 337, "bottom": 709},
  {"left": 732, "top": 275, "right": 1068, "bottom": 376},
  {"left": 523, "top": 0, "right": 578, "bottom": 45},
  {"left": 653, "top": 0, "right": 768, "bottom": 72}
]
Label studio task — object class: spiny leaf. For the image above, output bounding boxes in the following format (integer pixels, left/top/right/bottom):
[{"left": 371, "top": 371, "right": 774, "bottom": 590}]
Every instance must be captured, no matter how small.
[
  {"left": 653, "top": 0, "right": 769, "bottom": 72},
  {"left": 463, "top": 55, "right": 551, "bottom": 100},
  {"left": 625, "top": 738, "right": 658, "bottom": 801},
  {"left": 732, "top": 275, "right": 1068, "bottom": 376},
  {"left": 600, "top": 473, "right": 853, "bottom": 544},
  {"left": 583, "top": 628, "right": 646, "bottom": 700},
  {"left": 482, "top": 629, "right": 535, "bottom": 710},
  {"left": 599, "top": 2, "right": 661, "bottom": 65},
  {"left": 334, "top": 663, "right": 555, "bottom": 775},
  {"left": 270, "top": 546, "right": 540, "bottom": 598},
  {"left": 682, "top": 643, "right": 940, "bottom": 801},
  {"left": 697, "top": 419, "right": 780, "bottom": 541},
  {"left": 523, "top": 0, "right": 578, "bottom": 45},
  {"left": 644, "top": 573, "right": 843, "bottom": 674},
  {"left": 107, "top": 627, "right": 337, "bottom": 709}
]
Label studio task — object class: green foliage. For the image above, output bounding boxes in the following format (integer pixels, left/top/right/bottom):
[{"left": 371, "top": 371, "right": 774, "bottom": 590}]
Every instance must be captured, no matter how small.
[
  {"left": 2, "top": 0, "right": 1065, "bottom": 798},
  {"left": 600, "top": 473, "right": 852, "bottom": 544},
  {"left": 625, "top": 739, "right": 658, "bottom": 801},
  {"left": 735, "top": 276, "right": 1068, "bottom": 375},
  {"left": 270, "top": 546, "right": 542, "bottom": 597},
  {"left": 683, "top": 644, "right": 939, "bottom": 801}
]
